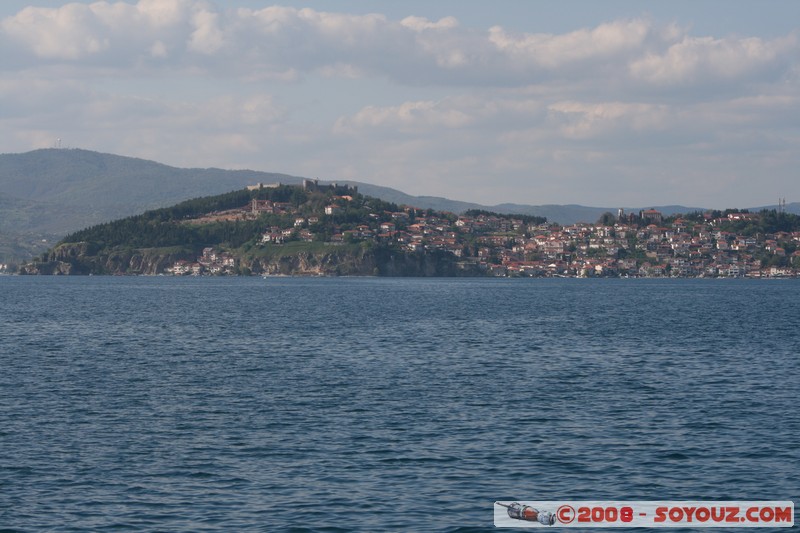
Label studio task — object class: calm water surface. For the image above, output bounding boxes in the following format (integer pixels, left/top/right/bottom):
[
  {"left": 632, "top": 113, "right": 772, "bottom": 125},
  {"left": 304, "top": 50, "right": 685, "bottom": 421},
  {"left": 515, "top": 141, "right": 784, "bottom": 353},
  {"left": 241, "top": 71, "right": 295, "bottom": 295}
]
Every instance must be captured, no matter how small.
[{"left": 1, "top": 277, "right": 798, "bottom": 531}]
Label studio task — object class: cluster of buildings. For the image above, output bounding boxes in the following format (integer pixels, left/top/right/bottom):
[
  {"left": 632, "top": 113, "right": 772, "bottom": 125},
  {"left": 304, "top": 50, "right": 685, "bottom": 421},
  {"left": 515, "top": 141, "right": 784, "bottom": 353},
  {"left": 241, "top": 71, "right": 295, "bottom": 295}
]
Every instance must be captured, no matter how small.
[
  {"left": 166, "top": 247, "right": 236, "bottom": 276},
  {"left": 477, "top": 211, "right": 800, "bottom": 278},
  {"left": 168, "top": 189, "right": 800, "bottom": 277}
]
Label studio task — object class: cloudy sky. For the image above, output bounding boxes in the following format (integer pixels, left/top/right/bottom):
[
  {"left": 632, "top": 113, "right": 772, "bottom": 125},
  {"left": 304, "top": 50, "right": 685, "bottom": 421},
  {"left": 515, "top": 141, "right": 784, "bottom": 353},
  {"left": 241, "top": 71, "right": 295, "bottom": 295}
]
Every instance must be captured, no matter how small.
[{"left": 2, "top": 1, "right": 799, "bottom": 208}]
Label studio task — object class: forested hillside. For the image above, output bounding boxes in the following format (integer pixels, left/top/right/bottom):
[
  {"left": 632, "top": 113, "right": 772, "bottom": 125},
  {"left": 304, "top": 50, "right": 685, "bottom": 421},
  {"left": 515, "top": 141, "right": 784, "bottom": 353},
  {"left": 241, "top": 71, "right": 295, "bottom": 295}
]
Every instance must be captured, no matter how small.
[{"left": 21, "top": 184, "right": 542, "bottom": 276}]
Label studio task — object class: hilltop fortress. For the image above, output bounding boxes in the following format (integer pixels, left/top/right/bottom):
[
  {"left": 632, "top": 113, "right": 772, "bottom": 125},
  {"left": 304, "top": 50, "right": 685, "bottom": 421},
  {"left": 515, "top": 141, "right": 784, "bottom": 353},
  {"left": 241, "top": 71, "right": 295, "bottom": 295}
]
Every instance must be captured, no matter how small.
[{"left": 247, "top": 179, "right": 357, "bottom": 195}]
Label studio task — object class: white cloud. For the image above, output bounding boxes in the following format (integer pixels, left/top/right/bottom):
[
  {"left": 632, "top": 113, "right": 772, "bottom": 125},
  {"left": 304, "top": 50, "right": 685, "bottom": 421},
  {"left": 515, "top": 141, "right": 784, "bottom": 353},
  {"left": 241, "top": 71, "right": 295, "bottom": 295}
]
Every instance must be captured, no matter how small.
[
  {"left": 136, "top": 0, "right": 195, "bottom": 28},
  {"left": 488, "top": 18, "right": 651, "bottom": 68},
  {"left": 547, "top": 101, "right": 670, "bottom": 139},
  {"left": 400, "top": 16, "right": 459, "bottom": 33},
  {"left": 188, "top": 8, "right": 225, "bottom": 55},
  {"left": 2, "top": 2, "right": 795, "bottom": 91},
  {"left": 2, "top": 3, "right": 111, "bottom": 60},
  {"left": 630, "top": 34, "right": 798, "bottom": 85},
  {"left": 335, "top": 99, "right": 473, "bottom": 135}
]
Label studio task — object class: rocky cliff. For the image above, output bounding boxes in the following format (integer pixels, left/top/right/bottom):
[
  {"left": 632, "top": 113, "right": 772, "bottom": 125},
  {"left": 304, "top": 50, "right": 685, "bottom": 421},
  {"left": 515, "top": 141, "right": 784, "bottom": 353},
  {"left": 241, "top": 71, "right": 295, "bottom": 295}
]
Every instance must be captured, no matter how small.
[
  {"left": 20, "top": 242, "right": 480, "bottom": 276},
  {"left": 244, "top": 249, "right": 378, "bottom": 276},
  {"left": 19, "top": 243, "right": 195, "bottom": 275},
  {"left": 243, "top": 247, "right": 469, "bottom": 277}
]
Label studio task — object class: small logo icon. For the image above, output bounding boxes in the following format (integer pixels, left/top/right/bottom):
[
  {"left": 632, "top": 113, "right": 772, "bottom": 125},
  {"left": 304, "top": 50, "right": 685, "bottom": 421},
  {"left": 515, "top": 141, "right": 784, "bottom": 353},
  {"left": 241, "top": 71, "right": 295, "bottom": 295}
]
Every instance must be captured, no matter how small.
[
  {"left": 496, "top": 502, "right": 557, "bottom": 525},
  {"left": 557, "top": 504, "right": 576, "bottom": 524}
]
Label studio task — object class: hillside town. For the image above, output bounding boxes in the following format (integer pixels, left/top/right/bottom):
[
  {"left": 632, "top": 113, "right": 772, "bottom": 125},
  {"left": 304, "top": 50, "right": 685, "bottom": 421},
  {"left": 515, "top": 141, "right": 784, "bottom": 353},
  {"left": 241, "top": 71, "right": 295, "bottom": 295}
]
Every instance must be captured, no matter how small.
[{"left": 168, "top": 183, "right": 800, "bottom": 278}]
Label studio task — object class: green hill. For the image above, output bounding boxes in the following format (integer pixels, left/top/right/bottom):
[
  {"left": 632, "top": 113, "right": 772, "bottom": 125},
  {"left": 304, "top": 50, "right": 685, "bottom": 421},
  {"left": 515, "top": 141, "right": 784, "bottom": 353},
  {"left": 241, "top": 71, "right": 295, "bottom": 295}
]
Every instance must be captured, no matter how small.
[
  {"left": 20, "top": 184, "right": 539, "bottom": 276},
  {"left": 3, "top": 148, "right": 797, "bottom": 265}
]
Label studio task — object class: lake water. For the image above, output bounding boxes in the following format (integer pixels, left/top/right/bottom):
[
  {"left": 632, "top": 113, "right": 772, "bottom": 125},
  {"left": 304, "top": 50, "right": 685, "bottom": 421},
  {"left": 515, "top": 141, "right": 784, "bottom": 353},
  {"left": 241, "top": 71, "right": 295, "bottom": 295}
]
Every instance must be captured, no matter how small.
[{"left": 1, "top": 277, "right": 798, "bottom": 531}]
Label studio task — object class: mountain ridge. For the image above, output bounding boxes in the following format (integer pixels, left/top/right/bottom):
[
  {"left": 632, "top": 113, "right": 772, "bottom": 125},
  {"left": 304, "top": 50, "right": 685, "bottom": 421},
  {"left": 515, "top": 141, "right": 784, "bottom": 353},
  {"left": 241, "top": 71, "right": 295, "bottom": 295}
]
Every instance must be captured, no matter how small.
[{"left": 1, "top": 148, "right": 797, "bottom": 263}]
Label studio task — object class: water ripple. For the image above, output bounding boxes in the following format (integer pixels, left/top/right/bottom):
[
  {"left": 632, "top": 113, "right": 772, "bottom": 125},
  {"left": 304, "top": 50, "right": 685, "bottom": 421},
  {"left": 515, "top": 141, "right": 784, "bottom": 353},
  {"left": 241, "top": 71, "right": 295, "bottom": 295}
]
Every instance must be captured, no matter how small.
[{"left": 1, "top": 277, "right": 798, "bottom": 531}]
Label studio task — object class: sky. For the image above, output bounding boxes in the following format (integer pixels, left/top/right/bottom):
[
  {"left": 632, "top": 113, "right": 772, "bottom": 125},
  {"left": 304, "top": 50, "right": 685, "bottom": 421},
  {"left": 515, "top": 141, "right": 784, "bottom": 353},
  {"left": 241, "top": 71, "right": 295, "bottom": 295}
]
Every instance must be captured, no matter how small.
[{"left": 1, "top": 1, "right": 799, "bottom": 209}]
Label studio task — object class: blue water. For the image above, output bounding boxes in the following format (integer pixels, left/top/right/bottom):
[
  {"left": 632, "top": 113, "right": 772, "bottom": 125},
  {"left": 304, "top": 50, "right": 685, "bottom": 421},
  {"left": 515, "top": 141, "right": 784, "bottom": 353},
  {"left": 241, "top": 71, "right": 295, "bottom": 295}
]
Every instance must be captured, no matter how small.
[{"left": 1, "top": 277, "right": 798, "bottom": 531}]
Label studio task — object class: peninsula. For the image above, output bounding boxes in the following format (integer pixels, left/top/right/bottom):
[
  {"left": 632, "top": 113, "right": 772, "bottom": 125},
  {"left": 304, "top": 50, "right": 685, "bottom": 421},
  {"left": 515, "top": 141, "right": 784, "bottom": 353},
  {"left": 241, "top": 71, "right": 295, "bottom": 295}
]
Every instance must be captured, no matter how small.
[{"left": 18, "top": 181, "right": 800, "bottom": 278}]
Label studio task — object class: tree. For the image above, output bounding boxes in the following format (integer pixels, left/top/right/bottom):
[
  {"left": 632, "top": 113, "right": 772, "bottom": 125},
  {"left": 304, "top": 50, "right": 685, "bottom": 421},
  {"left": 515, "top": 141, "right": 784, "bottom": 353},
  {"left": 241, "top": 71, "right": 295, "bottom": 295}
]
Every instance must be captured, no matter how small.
[{"left": 597, "top": 212, "right": 616, "bottom": 226}]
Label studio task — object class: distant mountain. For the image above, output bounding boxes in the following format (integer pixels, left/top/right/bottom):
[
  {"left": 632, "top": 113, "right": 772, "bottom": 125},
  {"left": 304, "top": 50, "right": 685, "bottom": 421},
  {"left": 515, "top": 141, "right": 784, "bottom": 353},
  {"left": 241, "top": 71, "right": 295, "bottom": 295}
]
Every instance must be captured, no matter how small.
[
  {"left": 339, "top": 187, "right": 716, "bottom": 223},
  {"left": 0, "top": 149, "right": 304, "bottom": 234},
  {"left": 1, "top": 148, "right": 797, "bottom": 263},
  {"left": 348, "top": 188, "right": 714, "bottom": 225},
  {"left": 0, "top": 149, "right": 306, "bottom": 262}
]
